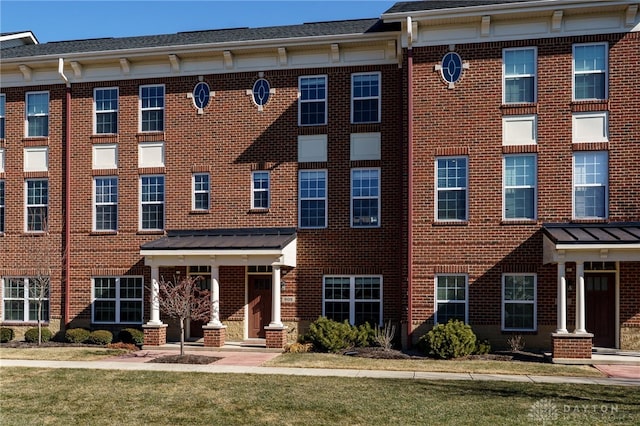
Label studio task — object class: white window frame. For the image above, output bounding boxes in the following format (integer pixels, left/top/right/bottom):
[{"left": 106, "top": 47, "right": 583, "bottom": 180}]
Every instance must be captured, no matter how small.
[
  {"left": 0, "top": 179, "right": 4, "bottom": 234},
  {"left": 434, "top": 274, "right": 468, "bottom": 324},
  {"left": 435, "top": 157, "right": 468, "bottom": 222},
  {"left": 192, "top": 173, "right": 210, "bottom": 211},
  {"left": 351, "top": 168, "right": 381, "bottom": 228},
  {"left": 93, "top": 176, "right": 118, "bottom": 232},
  {"left": 251, "top": 171, "right": 270, "bottom": 210},
  {"left": 351, "top": 72, "right": 381, "bottom": 124},
  {"left": 1, "top": 277, "right": 49, "bottom": 323},
  {"left": 94, "top": 87, "right": 119, "bottom": 134},
  {"left": 502, "top": 273, "right": 537, "bottom": 332},
  {"left": 0, "top": 93, "right": 5, "bottom": 139},
  {"left": 322, "top": 275, "right": 383, "bottom": 326},
  {"left": 298, "top": 75, "right": 327, "bottom": 126},
  {"left": 502, "top": 47, "right": 537, "bottom": 104},
  {"left": 25, "top": 179, "right": 48, "bottom": 232},
  {"left": 139, "top": 84, "right": 165, "bottom": 132},
  {"left": 503, "top": 154, "right": 537, "bottom": 220},
  {"left": 25, "top": 91, "right": 49, "bottom": 137},
  {"left": 573, "top": 151, "right": 608, "bottom": 219},
  {"left": 139, "top": 175, "right": 165, "bottom": 231},
  {"left": 573, "top": 42, "right": 608, "bottom": 101},
  {"left": 92, "top": 276, "right": 144, "bottom": 324},
  {"left": 299, "top": 169, "right": 328, "bottom": 229}
]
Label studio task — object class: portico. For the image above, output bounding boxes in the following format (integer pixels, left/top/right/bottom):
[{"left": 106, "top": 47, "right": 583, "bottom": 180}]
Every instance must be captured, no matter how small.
[{"left": 140, "top": 228, "right": 296, "bottom": 348}]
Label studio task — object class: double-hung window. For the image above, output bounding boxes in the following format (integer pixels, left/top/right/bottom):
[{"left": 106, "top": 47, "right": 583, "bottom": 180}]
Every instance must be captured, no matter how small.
[
  {"left": 299, "top": 75, "right": 327, "bottom": 126},
  {"left": 323, "top": 276, "right": 382, "bottom": 326},
  {"left": 0, "top": 180, "right": 4, "bottom": 234},
  {"left": 94, "top": 177, "right": 118, "bottom": 231},
  {"left": 140, "top": 175, "right": 164, "bottom": 230},
  {"left": 140, "top": 85, "right": 164, "bottom": 132},
  {"left": 26, "top": 179, "right": 48, "bottom": 232},
  {"left": 0, "top": 94, "right": 5, "bottom": 139},
  {"left": 251, "top": 171, "right": 270, "bottom": 209},
  {"left": 504, "top": 154, "right": 536, "bottom": 220},
  {"left": 94, "top": 87, "right": 118, "bottom": 134},
  {"left": 351, "top": 168, "right": 380, "bottom": 227},
  {"left": 436, "top": 157, "right": 467, "bottom": 221},
  {"left": 2, "top": 278, "right": 49, "bottom": 322},
  {"left": 573, "top": 151, "right": 608, "bottom": 219},
  {"left": 573, "top": 43, "right": 608, "bottom": 100},
  {"left": 26, "top": 92, "right": 49, "bottom": 137},
  {"left": 502, "top": 274, "right": 536, "bottom": 331},
  {"left": 503, "top": 48, "right": 536, "bottom": 104},
  {"left": 435, "top": 275, "right": 468, "bottom": 324},
  {"left": 92, "top": 277, "right": 143, "bottom": 324},
  {"left": 299, "top": 170, "right": 327, "bottom": 228},
  {"left": 193, "top": 173, "right": 210, "bottom": 211},
  {"left": 352, "top": 72, "right": 381, "bottom": 123}
]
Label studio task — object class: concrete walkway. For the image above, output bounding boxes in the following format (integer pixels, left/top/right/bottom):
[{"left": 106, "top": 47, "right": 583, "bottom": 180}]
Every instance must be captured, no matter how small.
[{"left": 1, "top": 356, "right": 638, "bottom": 387}]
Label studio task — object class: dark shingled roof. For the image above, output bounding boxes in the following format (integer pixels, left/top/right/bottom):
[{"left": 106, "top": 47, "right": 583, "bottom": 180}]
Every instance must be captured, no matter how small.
[
  {"left": 141, "top": 228, "right": 297, "bottom": 251},
  {"left": 384, "top": 0, "right": 537, "bottom": 14},
  {"left": 1, "top": 19, "right": 398, "bottom": 59},
  {"left": 543, "top": 223, "right": 640, "bottom": 245}
]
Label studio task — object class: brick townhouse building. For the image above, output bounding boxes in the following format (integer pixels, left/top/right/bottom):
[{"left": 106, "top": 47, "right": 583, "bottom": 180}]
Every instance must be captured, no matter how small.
[{"left": 1, "top": 0, "right": 638, "bottom": 359}]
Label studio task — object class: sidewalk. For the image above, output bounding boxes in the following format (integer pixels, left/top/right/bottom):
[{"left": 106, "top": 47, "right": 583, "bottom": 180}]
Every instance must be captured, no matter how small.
[{"left": 1, "top": 356, "right": 638, "bottom": 387}]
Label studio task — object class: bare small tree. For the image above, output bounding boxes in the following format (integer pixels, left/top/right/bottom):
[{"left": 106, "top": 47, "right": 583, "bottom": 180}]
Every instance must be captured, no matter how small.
[
  {"left": 156, "top": 275, "right": 211, "bottom": 356},
  {"left": 29, "top": 217, "right": 55, "bottom": 345}
]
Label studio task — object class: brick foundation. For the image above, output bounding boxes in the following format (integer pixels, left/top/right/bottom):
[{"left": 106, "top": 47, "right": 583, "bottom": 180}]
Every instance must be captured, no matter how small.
[
  {"left": 142, "top": 324, "right": 167, "bottom": 346},
  {"left": 265, "top": 327, "right": 287, "bottom": 349},
  {"left": 552, "top": 333, "right": 593, "bottom": 360},
  {"left": 203, "top": 326, "right": 226, "bottom": 347}
]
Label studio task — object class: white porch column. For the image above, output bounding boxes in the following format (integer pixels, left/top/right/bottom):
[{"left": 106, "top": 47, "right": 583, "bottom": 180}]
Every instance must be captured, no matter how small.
[
  {"left": 147, "top": 265, "right": 162, "bottom": 325},
  {"left": 269, "top": 264, "right": 283, "bottom": 328},
  {"left": 208, "top": 264, "right": 223, "bottom": 327},
  {"left": 556, "top": 262, "right": 568, "bottom": 333},
  {"left": 575, "top": 261, "right": 587, "bottom": 333}
]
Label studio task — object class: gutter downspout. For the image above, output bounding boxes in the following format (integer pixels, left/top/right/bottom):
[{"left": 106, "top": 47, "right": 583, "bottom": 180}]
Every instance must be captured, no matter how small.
[
  {"left": 58, "top": 58, "right": 71, "bottom": 328},
  {"left": 406, "top": 17, "right": 414, "bottom": 347}
]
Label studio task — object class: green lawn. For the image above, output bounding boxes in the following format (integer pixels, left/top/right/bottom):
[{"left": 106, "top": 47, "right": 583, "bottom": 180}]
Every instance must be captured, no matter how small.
[
  {"left": 0, "top": 347, "right": 129, "bottom": 361},
  {"left": 1, "top": 368, "right": 637, "bottom": 425}
]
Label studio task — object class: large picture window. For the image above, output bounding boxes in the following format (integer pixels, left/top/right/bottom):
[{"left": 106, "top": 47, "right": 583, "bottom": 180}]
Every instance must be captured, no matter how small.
[
  {"left": 351, "top": 72, "right": 381, "bottom": 123},
  {"left": 92, "top": 277, "right": 143, "bottom": 323},
  {"left": 323, "top": 276, "right": 382, "bottom": 326},
  {"left": 504, "top": 154, "right": 536, "bottom": 220},
  {"left": 436, "top": 157, "right": 467, "bottom": 221},
  {"left": 2, "top": 278, "right": 49, "bottom": 322},
  {"left": 94, "top": 177, "right": 118, "bottom": 231},
  {"left": 94, "top": 87, "right": 118, "bottom": 134},
  {"left": 140, "top": 85, "right": 165, "bottom": 132},
  {"left": 573, "top": 43, "right": 607, "bottom": 100},
  {"left": 140, "top": 175, "right": 164, "bottom": 230},
  {"left": 351, "top": 168, "right": 380, "bottom": 227},
  {"left": 435, "top": 275, "right": 467, "bottom": 324},
  {"left": 503, "top": 48, "right": 536, "bottom": 104},
  {"left": 502, "top": 274, "right": 536, "bottom": 331},
  {"left": 299, "top": 170, "right": 327, "bottom": 228},
  {"left": 26, "top": 179, "right": 48, "bottom": 232},
  {"left": 26, "top": 92, "right": 49, "bottom": 137},
  {"left": 573, "top": 151, "right": 607, "bottom": 219},
  {"left": 299, "top": 75, "right": 327, "bottom": 126}
]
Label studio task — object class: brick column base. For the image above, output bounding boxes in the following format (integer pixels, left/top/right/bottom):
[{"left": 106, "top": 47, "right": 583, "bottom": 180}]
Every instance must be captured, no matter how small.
[
  {"left": 142, "top": 324, "right": 168, "bottom": 346},
  {"left": 552, "top": 333, "right": 593, "bottom": 360},
  {"left": 203, "top": 325, "right": 226, "bottom": 347},
  {"left": 265, "top": 327, "right": 288, "bottom": 349}
]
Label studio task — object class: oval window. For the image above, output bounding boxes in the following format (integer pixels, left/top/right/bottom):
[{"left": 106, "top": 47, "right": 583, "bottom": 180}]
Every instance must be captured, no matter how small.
[
  {"left": 252, "top": 78, "right": 271, "bottom": 107},
  {"left": 441, "top": 52, "right": 463, "bottom": 85},
  {"left": 192, "top": 82, "right": 210, "bottom": 109}
]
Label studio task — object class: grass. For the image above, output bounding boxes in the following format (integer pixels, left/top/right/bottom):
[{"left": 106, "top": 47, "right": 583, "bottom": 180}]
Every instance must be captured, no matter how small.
[
  {"left": 265, "top": 353, "right": 605, "bottom": 377},
  {"left": 1, "top": 368, "right": 637, "bottom": 425},
  {"left": 0, "top": 347, "right": 130, "bottom": 361}
]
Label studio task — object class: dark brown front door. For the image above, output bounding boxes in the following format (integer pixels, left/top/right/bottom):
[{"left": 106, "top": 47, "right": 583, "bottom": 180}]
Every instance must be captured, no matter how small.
[
  {"left": 585, "top": 273, "right": 615, "bottom": 348},
  {"left": 248, "top": 275, "right": 272, "bottom": 338}
]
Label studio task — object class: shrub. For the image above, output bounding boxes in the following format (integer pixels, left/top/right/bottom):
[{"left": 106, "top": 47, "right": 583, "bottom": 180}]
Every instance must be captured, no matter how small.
[
  {"left": 418, "top": 319, "right": 477, "bottom": 359},
  {"left": 354, "top": 322, "right": 376, "bottom": 348},
  {"left": 65, "top": 328, "right": 90, "bottom": 343},
  {"left": 87, "top": 330, "right": 113, "bottom": 345},
  {"left": 304, "top": 317, "right": 357, "bottom": 353},
  {"left": 507, "top": 334, "right": 525, "bottom": 352},
  {"left": 374, "top": 321, "right": 397, "bottom": 351},
  {"left": 0, "top": 327, "right": 15, "bottom": 343},
  {"left": 118, "top": 328, "right": 144, "bottom": 347},
  {"left": 24, "top": 327, "right": 53, "bottom": 343},
  {"left": 475, "top": 339, "right": 492, "bottom": 355}
]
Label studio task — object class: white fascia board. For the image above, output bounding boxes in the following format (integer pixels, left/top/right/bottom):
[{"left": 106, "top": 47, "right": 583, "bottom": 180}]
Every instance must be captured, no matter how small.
[
  {"left": 554, "top": 243, "right": 640, "bottom": 251},
  {"left": 0, "top": 31, "right": 38, "bottom": 45},
  {"left": 140, "top": 249, "right": 285, "bottom": 257}
]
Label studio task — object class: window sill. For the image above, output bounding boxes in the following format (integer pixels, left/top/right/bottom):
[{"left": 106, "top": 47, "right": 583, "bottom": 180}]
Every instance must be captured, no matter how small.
[
  {"left": 137, "top": 230, "right": 165, "bottom": 235},
  {"left": 501, "top": 220, "right": 537, "bottom": 226},
  {"left": 500, "top": 103, "right": 538, "bottom": 115},
  {"left": 90, "top": 231, "right": 118, "bottom": 236},
  {"left": 248, "top": 208, "right": 269, "bottom": 214},
  {"left": 433, "top": 221, "right": 468, "bottom": 226},
  {"left": 570, "top": 218, "right": 609, "bottom": 224},
  {"left": 190, "top": 210, "right": 210, "bottom": 215}
]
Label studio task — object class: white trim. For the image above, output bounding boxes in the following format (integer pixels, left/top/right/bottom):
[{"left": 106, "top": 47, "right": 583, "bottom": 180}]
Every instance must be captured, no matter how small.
[
  {"left": 91, "top": 276, "right": 144, "bottom": 324},
  {"left": 24, "top": 91, "right": 49, "bottom": 137},
  {"left": 298, "top": 169, "right": 328, "bottom": 229},
  {"left": 1, "top": 277, "right": 50, "bottom": 322},
  {"left": 93, "top": 176, "right": 118, "bottom": 232},
  {"left": 192, "top": 172, "right": 210, "bottom": 211},
  {"left": 501, "top": 273, "right": 537, "bottom": 332},
  {"left": 502, "top": 46, "right": 537, "bottom": 104},
  {"left": 24, "top": 178, "right": 48, "bottom": 233},
  {"left": 572, "top": 151, "right": 608, "bottom": 220},
  {"left": 322, "top": 275, "right": 383, "bottom": 326},
  {"left": 434, "top": 274, "right": 469, "bottom": 324},
  {"left": 572, "top": 42, "right": 609, "bottom": 101},
  {"left": 251, "top": 170, "right": 270, "bottom": 210},
  {"left": 351, "top": 71, "right": 381, "bottom": 124},
  {"left": 298, "top": 75, "right": 327, "bottom": 126},
  {"left": 139, "top": 84, "right": 165, "bottom": 133},
  {"left": 139, "top": 174, "right": 165, "bottom": 231},
  {"left": 502, "top": 115, "right": 537, "bottom": 146},
  {"left": 572, "top": 111, "right": 609, "bottom": 143},
  {"left": 93, "top": 87, "right": 119, "bottom": 135},
  {"left": 350, "top": 167, "right": 381, "bottom": 228},
  {"left": 435, "top": 156, "right": 468, "bottom": 222},
  {"left": 503, "top": 153, "right": 537, "bottom": 221}
]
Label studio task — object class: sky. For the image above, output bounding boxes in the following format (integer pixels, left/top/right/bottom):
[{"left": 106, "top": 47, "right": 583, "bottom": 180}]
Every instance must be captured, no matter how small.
[{"left": 0, "top": 1, "right": 399, "bottom": 44}]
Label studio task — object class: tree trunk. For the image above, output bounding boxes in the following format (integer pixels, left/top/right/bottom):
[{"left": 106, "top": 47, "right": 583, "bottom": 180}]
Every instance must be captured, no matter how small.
[
  {"left": 179, "top": 317, "right": 185, "bottom": 356},
  {"left": 38, "top": 303, "right": 42, "bottom": 345}
]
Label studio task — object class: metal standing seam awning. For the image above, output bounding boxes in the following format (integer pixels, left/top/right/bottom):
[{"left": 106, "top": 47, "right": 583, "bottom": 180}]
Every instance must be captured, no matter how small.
[
  {"left": 140, "top": 227, "right": 297, "bottom": 267},
  {"left": 542, "top": 223, "right": 640, "bottom": 264}
]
